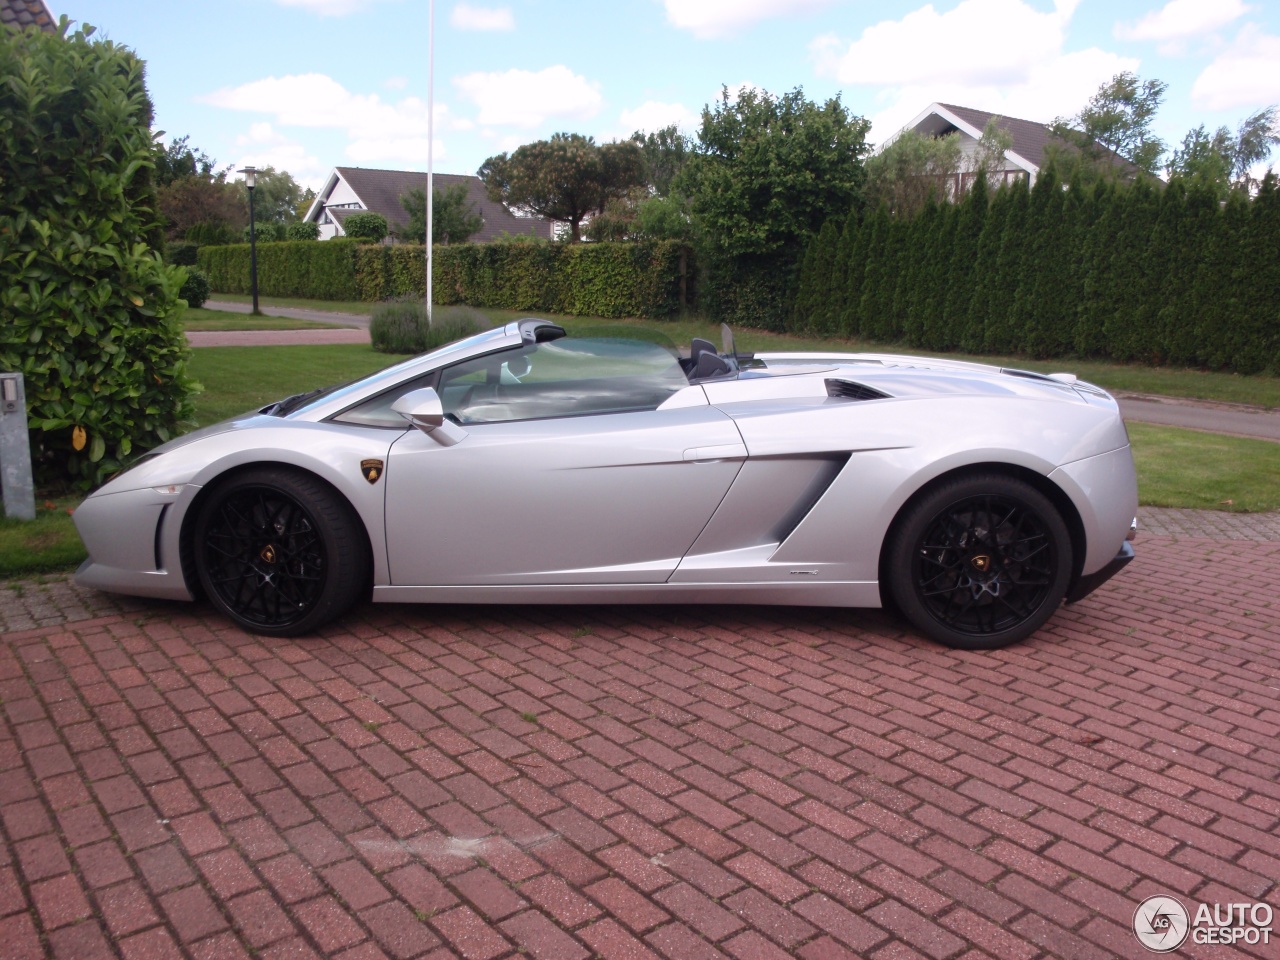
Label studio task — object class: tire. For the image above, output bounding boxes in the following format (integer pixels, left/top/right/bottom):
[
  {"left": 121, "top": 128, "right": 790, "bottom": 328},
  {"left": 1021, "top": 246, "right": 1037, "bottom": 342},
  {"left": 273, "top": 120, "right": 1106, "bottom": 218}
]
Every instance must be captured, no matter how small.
[
  {"left": 887, "top": 473, "right": 1072, "bottom": 650},
  {"left": 193, "top": 467, "right": 368, "bottom": 637}
]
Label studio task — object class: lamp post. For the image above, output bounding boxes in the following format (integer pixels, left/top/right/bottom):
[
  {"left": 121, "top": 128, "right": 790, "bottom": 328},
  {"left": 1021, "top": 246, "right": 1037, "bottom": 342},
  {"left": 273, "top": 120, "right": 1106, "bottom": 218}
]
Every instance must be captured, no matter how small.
[
  {"left": 425, "top": 0, "right": 435, "bottom": 328},
  {"left": 243, "top": 166, "right": 261, "bottom": 316}
]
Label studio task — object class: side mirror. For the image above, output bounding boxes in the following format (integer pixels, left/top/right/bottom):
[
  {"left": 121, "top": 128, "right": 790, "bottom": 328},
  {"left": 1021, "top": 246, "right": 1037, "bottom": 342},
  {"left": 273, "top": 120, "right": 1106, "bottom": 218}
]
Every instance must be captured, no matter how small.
[{"left": 391, "top": 387, "right": 466, "bottom": 446}]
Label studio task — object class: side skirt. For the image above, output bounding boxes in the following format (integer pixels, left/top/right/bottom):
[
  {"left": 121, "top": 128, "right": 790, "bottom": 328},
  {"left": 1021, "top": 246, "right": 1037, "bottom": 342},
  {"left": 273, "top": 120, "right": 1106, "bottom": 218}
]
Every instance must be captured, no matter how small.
[{"left": 371, "top": 581, "right": 882, "bottom": 608}]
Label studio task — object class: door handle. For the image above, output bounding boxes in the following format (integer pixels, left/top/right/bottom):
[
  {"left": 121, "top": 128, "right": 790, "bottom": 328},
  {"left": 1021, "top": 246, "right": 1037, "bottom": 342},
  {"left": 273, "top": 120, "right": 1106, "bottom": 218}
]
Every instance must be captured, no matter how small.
[{"left": 683, "top": 442, "right": 748, "bottom": 462}]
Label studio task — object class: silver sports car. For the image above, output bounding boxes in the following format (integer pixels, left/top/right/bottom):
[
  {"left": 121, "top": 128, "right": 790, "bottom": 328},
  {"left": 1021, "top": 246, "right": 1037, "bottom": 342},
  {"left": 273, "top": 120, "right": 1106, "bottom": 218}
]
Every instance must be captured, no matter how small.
[{"left": 74, "top": 320, "right": 1137, "bottom": 649}]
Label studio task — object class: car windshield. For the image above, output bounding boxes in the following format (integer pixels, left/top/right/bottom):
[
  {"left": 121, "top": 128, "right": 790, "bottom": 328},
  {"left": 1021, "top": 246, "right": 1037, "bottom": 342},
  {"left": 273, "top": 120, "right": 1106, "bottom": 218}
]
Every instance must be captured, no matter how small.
[{"left": 440, "top": 333, "right": 689, "bottom": 424}]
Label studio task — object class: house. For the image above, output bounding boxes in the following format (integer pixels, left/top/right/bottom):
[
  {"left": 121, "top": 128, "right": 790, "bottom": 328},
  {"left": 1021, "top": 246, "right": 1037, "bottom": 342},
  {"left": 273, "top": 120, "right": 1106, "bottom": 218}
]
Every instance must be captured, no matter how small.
[
  {"left": 892, "top": 102, "right": 1141, "bottom": 196},
  {"left": 303, "top": 167, "right": 556, "bottom": 242},
  {"left": 0, "top": 0, "right": 56, "bottom": 32}
]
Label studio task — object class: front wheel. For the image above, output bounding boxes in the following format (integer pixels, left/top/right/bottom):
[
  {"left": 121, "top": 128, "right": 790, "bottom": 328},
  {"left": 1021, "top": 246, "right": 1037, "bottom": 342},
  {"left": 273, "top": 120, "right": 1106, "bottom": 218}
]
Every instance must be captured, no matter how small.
[
  {"left": 193, "top": 468, "right": 368, "bottom": 637},
  {"left": 887, "top": 474, "right": 1072, "bottom": 650}
]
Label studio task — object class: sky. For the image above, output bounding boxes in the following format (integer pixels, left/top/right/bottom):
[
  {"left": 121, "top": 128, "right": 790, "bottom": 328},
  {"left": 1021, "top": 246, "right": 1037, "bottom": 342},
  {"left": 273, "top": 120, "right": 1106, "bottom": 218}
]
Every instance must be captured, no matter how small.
[{"left": 53, "top": 0, "right": 1280, "bottom": 191}]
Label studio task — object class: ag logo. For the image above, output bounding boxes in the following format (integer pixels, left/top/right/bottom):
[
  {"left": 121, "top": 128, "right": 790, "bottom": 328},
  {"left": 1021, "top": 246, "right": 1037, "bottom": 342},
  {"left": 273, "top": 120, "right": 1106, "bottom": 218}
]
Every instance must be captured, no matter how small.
[
  {"left": 1134, "top": 895, "right": 1190, "bottom": 952},
  {"left": 361, "top": 459, "right": 384, "bottom": 484}
]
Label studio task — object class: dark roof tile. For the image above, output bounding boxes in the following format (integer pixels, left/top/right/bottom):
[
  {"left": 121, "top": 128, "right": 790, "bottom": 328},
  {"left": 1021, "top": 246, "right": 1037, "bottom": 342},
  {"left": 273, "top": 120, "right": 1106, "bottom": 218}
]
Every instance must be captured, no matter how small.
[
  {"left": 329, "top": 167, "right": 555, "bottom": 242},
  {"left": 934, "top": 103, "right": 1141, "bottom": 177},
  {"left": 0, "top": 0, "right": 56, "bottom": 32}
]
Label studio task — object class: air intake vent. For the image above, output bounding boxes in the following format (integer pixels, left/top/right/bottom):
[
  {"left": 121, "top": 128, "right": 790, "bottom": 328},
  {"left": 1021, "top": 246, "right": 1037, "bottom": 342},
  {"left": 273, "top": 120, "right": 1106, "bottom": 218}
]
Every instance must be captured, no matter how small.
[{"left": 825, "top": 379, "right": 891, "bottom": 401}]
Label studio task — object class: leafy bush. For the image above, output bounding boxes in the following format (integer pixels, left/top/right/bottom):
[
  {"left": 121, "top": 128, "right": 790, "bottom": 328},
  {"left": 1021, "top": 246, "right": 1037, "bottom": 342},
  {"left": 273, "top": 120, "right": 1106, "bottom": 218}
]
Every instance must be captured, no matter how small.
[
  {"left": 286, "top": 221, "right": 320, "bottom": 240},
  {"left": 0, "top": 20, "right": 196, "bottom": 487},
  {"left": 184, "top": 221, "right": 239, "bottom": 245},
  {"left": 167, "top": 241, "right": 199, "bottom": 266},
  {"left": 370, "top": 301, "right": 486, "bottom": 354},
  {"left": 369, "top": 300, "right": 425, "bottom": 354},
  {"left": 242, "top": 221, "right": 288, "bottom": 242},
  {"left": 343, "top": 212, "right": 388, "bottom": 243},
  {"left": 180, "top": 269, "right": 210, "bottom": 308}
]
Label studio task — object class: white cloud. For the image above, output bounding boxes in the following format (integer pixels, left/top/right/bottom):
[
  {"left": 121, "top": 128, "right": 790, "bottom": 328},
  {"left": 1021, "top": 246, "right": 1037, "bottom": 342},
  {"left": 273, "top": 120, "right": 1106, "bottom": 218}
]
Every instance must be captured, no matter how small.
[
  {"left": 453, "top": 65, "right": 603, "bottom": 128},
  {"left": 1114, "top": 0, "right": 1249, "bottom": 42},
  {"left": 232, "top": 123, "right": 327, "bottom": 189},
  {"left": 202, "top": 73, "right": 462, "bottom": 170},
  {"left": 384, "top": 76, "right": 408, "bottom": 90},
  {"left": 811, "top": 0, "right": 1141, "bottom": 144},
  {"left": 662, "top": 0, "right": 836, "bottom": 38},
  {"left": 865, "top": 47, "right": 1139, "bottom": 144},
  {"left": 450, "top": 3, "right": 515, "bottom": 30},
  {"left": 618, "top": 100, "right": 701, "bottom": 136},
  {"left": 1191, "top": 25, "right": 1280, "bottom": 110},
  {"left": 822, "top": 0, "right": 1081, "bottom": 88}
]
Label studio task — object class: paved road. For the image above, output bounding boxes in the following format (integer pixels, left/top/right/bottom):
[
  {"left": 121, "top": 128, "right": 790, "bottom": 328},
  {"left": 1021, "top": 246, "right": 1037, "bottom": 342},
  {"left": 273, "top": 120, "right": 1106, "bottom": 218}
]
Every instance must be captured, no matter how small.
[
  {"left": 1, "top": 525, "right": 1277, "bottom": 960},
  {"left": 205, "top": 299, "right": 369, "bottom": 328},
  {"left": 1118, "top": 393, "right": 1280, "bottom": 442}
]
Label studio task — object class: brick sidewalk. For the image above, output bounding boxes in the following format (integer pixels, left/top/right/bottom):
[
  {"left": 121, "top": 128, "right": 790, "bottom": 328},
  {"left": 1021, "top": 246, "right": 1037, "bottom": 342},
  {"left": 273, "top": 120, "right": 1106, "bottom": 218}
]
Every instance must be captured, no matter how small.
[{"left": 2, "top": 533, "right": 1278, "bottom": 960}]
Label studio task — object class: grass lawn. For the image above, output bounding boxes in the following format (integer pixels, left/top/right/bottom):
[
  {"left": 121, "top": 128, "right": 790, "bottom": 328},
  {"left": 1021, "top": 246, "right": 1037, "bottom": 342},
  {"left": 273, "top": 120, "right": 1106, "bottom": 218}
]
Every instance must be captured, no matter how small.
[
  {"left": 190, "top": 345, "right": 391, "bottom": 426},
  {"left": 1129, "top": 423, "right": 1280, "bottom": 513},
  {"left": 0, "top": 497, "right": 86, "bottom": 578},
  {"left": 182, "top": 307, "right": 338, "bottom": 331},
  {"left": 208, "top": 293, "right": 375, "bottom": 315}
]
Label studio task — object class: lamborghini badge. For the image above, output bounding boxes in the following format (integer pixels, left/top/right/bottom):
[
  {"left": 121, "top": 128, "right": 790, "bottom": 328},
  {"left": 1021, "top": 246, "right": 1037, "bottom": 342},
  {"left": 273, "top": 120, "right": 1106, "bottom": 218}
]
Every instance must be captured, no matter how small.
[
  {"left": 361, "top": 459, "right": 384, "bottom": 484},
  {"left": 971, "top": 555, "right": 991, "bottom": 572}
]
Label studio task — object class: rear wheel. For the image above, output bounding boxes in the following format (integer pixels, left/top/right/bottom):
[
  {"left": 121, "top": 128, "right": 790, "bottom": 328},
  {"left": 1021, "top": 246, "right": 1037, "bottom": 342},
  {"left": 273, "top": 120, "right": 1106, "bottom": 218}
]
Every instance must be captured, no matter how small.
[
  {"left": 887, "top": 474, "right": 1072, "bottom": 649},
  {"left": 194, "top": 468, "right": 367, "bottom": 637}
]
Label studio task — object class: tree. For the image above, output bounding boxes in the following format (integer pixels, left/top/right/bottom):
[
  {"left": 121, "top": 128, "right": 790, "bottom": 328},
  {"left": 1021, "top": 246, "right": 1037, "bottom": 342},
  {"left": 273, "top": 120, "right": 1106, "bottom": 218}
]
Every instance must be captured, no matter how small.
[
  {"left": 154, "top": 135, "right": 216, "bottom": 187},
  {"left": 963, "top": 181, "right": 1012, "bottom": 353},
  {"left": 1168, "top": 107, "right": 1280, "bottom": 195},
  {"left": 479, "top": 133, "right": 645, "bottom": 242},
  {"left": 156, "top": 176, "right": 246, "bottom": 242},
  {"left": 971, "top": 118, "right": 1014, "bottom": 177},
  {"left": 678, "top": 86, "right": 871, "bottom": 328},
  {"left": 239, "top": 166, "right": 307, "bottom": 224},
  {"left": 1050, "top": 72, "right": 1167, "bottom": 178},
  {"left": 864, "top": 129, "right": 962, "bottom": 218},
  {"left": 343, "top": 212, "right": 388, "bottom": 243},
  {"left": 631, "top": 124, "right": 691, "bottom": 196},
  {"left": 296, "top": 187, "right": 317, "bottom": 221},
  {"left": 397, "top": 183, "right": 484, "bottom": 244}
]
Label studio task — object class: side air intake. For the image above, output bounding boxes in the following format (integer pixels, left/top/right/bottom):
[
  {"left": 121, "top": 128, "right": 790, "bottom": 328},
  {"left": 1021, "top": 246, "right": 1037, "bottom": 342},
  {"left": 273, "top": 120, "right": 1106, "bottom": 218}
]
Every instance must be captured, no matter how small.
[{"left": 825, "top": 379, "right": 892, "bottom": 401}]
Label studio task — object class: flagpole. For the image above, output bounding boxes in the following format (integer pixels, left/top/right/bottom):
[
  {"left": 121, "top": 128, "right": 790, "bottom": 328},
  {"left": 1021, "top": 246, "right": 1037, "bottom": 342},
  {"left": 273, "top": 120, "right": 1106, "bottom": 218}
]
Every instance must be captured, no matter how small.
[{"left": 426, "top": 0, "right": 435, "bottom": 327}]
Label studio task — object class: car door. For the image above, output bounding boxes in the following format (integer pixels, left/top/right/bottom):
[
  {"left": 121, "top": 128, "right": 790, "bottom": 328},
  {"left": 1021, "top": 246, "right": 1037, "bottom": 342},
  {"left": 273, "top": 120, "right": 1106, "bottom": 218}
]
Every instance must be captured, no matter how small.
[{"left": 382, "top": 337, "right": 746, "bottom": 586}]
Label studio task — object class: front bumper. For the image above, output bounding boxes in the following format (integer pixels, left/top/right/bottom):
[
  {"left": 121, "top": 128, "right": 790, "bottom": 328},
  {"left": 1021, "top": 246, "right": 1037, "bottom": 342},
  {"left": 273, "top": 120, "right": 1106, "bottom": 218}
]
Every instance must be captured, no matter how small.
[
  {"left": 72, "top": 484, "right": 196, "bottom": 601},
  {"left": 1065, "top": 540, "right": 1135, "bottom": 603}
]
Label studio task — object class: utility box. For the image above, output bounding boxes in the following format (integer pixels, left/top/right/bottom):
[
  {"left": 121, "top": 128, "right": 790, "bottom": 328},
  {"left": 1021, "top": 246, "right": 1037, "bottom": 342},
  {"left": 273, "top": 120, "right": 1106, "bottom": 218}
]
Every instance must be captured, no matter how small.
[{"left": 0, "top": 372, "right": 36, "bottom": 521}]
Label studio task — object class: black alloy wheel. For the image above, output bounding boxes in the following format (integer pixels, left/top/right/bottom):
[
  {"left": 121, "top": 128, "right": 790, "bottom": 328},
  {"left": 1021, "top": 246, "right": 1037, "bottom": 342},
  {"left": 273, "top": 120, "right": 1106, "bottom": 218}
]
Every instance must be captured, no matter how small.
[
  {"left": 888, "top": 474, "right": 1072, "bottom": 650},
  {"left": 193, "top": 468, "right": 367, "bottom": 636}
]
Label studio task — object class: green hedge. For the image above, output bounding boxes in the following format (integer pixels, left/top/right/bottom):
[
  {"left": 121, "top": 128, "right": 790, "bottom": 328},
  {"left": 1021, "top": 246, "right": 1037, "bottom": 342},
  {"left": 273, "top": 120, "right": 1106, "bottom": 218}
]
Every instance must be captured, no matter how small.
[
  {"left": 199, "top": 240, "right": 359, "bottom": 300},
  {"left": 792, "top": 172, "right": 1280, "bottom": 374},
  {"left": 200, "top": 239, "right": 692, "bottom": 318},
  {"left": 1, "top": 20, "right": 195, "bottom": 487}
]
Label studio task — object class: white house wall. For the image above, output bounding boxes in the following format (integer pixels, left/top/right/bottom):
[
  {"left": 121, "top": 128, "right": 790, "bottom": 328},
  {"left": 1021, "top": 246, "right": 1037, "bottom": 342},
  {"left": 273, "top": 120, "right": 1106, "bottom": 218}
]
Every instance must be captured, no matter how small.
[{"left": 314, "top": 176, "right": 365, "bottom": 240}]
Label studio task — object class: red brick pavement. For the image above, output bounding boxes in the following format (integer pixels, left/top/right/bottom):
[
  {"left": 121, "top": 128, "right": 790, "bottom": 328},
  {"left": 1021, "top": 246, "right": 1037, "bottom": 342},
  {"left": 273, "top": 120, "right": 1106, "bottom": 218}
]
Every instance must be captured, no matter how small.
[{"left": 1, "top": 534, "right": 1277, "bottom": 960}]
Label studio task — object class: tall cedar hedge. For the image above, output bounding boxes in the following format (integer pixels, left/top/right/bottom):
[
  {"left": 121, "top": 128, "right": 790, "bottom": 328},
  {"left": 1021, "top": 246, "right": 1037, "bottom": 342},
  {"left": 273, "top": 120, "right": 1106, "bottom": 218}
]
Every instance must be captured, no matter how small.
[
  {"left": 791, "top": 173, "right": 1280, "bottom": 374},
  {"left": 1, "top": 21, "right": 196, "bottom": 487},
  {"left": 199, "top": 239, "right": 692, "bottom": 319}
]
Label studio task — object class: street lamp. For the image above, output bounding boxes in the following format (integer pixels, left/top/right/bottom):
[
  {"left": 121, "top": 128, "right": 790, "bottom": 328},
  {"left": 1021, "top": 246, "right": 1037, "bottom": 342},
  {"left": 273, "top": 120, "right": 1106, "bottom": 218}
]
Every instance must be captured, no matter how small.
[{"left": 243, "top": 166, "right": 261, "bottom": 316}]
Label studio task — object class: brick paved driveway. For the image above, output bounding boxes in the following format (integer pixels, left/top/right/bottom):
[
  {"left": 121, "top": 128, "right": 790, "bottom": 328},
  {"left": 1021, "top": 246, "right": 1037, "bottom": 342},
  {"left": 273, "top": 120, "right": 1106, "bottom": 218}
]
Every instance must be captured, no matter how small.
[{"left": 2, "top": 533, "right": 1277, "bottom": 960}]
